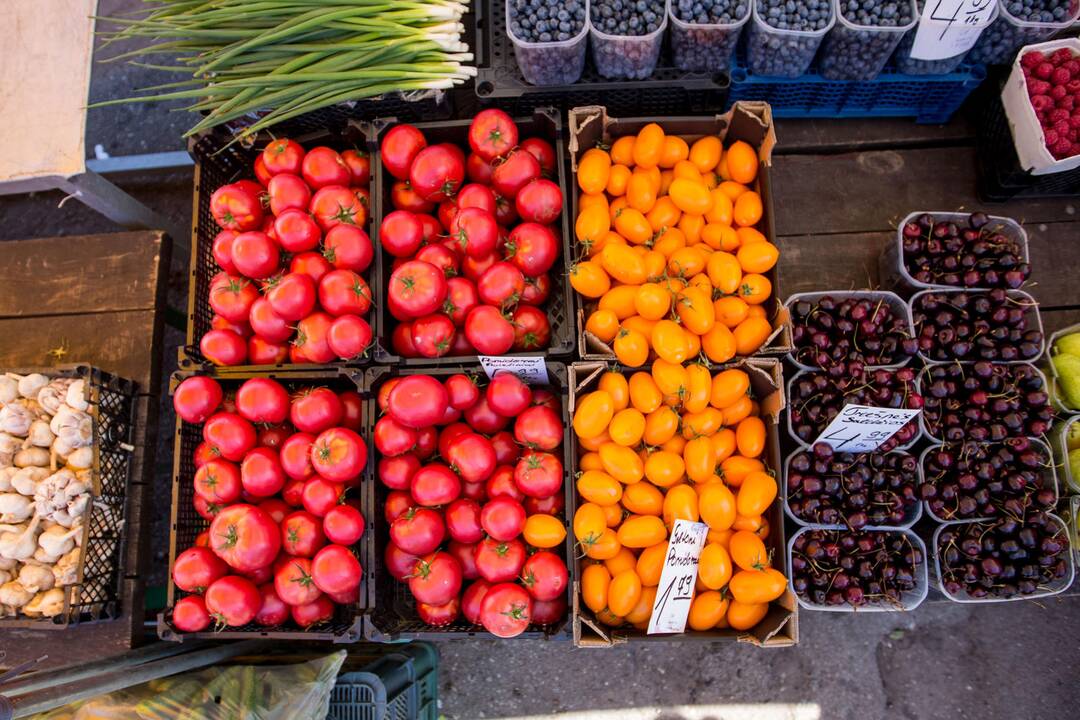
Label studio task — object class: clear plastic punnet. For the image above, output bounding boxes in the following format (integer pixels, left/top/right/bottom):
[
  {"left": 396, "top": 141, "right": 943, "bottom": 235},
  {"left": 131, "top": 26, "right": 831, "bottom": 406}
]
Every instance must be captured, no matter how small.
[
  {"left": 589, "top": 0, "right": 669, "bottom": 79},
  {"left": 746, "top": 0, "right": 835, "bottom": 77},
  {"left": 818, "top": 0, "right": 919, "bottom": 80},
  {"left": 506, "top": 0, "right": 591, "bottom": 86},
  {"left": 965, "top": 0, "right": 1080, "bottom": 66},
  {"left": 669, "top": 0, "right": 752, "bottom": 72},
  {"left": 894, "top": 0, "right": 999, "bottom": 74}
]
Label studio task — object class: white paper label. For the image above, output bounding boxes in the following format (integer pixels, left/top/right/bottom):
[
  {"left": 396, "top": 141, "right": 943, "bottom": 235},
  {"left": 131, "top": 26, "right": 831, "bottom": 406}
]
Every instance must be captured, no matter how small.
[
  {"left": 647, "top": 520, "right": 709, "bottom": 635},
  {"left": 477, "top": 356, "right": 549, "bottom": 385},
  {"left": 811, "top": 404, "right": 922, "bottom": 453},
  {"left": 910, "top": 0, "right": 995, "bottom": 61}
]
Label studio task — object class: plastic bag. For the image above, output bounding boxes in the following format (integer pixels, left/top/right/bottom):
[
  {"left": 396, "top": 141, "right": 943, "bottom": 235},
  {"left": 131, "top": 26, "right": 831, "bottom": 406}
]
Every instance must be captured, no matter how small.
[{"left": 31, "top": 651, "right": 346, "bottom": 720}]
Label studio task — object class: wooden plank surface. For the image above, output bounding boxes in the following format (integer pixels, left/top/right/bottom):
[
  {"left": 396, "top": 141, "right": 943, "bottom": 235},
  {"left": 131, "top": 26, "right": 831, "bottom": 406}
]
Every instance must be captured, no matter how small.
[{"left": 774, "top": 117, "right": 976, "bottom": 154}]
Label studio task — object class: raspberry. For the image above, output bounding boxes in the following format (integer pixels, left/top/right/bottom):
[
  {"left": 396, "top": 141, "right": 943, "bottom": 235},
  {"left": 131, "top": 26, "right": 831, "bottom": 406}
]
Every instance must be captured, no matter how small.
[
  {"left": 1051, "top": 49, "right": 1074, "bottom": 66},
  {"left": 1059, "top": 96, "right": 1076, "bottom": 111},
  {"left": 1028, "top": 79, "right": 1051, "bottom": 96},
  {"left": 1054, "top": 119, "right": 1072, "bottom": 137},
  {"left": 1070, "top": 114, "right": 1080, "bottom": 129},
  {"left": 1067, "top": 60, "right": 1080, "bottom": 77},
  {"left": 1068, "top": 80, "right": 1080, "bottom": 94},
  {"left": 1051, "top": 139, "right": 1072, "bottom": 157},
  {"left": 1051, "top": 85, "right": 1068, "bottom": 100},
  {"left": 1050, "top": 108, "right": 1070, "bottom": 123},
  {"left": 1071, "top": 143, "right": 1080, "bottom": 157},
  {"left": 1052, "top": 67, "right": 1072, "bottom": 85},
  {"left": 1031, "top": 94, "right": 1054, "bottom": 111},
  {"left": 1021, "top": 51, "right": 1045, "bottom": 69},
  {"left": 1036, "top": 62, "right": 1055, "bottom": 80},
  {"left": 1044, "top": 129, "right": 1060, "bottom": 146}
]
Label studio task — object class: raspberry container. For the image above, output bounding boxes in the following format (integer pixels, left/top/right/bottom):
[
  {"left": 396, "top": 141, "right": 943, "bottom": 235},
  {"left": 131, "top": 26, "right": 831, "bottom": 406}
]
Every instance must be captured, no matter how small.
[
  {"left": 930, "top": 513, "right": 1075, "bottom": 603},
  {"left": 818, "top": 0, "right": 918, "bottom": 80},
  {"left": 918, "top": 438, "right": 1058, "bottom": 523},
  {"left": 746, "top": 0, "right": 836, "bottom": 78},
  {"left": 909, "top": 287, "right": 1045, "bottom": 365},
  {"left": 506, "top": 0, "right": 591, "bottom": 86},
  {"left": 589, "top": 0, "right": 669, "bottom": 79},
  {"left": 1051, "top": 414, "right": 1080, "bottom": 493},
  {"left": 784, "top": 290, "right": 915, "bottom": 371},
  {"left": 965, "top": 0, "right": 1080, "bottom": 65},
  {"left": 787, "top": 526, "right": 929, "bottom": 612},
  {"left": 669, "top": 0, "right": 752, "bottom": 72},
  {"left": 878, "top": 210, "right": 1029, "bottom": 295},
  {"left": 893, "top": 0, "right": 999, "bottom": 75},
  {"left": 1046, "top": 321, "right": 1080, "bottom": 414}
]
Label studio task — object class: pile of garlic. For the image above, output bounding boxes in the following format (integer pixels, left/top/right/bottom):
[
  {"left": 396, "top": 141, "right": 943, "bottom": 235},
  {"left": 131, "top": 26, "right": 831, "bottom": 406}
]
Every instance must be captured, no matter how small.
[{"left": 0, "top": 372, "right": 94, "bottom": 620}]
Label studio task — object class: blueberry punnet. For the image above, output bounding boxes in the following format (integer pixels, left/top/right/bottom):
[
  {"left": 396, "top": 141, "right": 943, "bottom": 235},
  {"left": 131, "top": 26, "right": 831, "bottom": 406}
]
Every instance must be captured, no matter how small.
[{"left": 747, "top": 0, "right": 833, "bottom": 77}]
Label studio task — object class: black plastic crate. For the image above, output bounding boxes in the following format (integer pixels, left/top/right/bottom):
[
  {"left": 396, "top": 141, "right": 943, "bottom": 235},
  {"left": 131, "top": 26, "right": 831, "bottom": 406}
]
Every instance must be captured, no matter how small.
[
  {"left": 329, "top": 643, "right": 439, "bottom": 720},
  {"left": 0, "top": 366, "right": 138, "bottom": 629},
  {"left": 159, "top": 369, "right": 368, "bottom": 642},
  {"left": 474, "top": 0, "right": 731, "bottom": 115},
  {"left": 182, "top": 122, "right": 376, "bottom": 374},
  {"left": 358, "top": 363, "right": 574, "bottom": 641},
  {"left": 365, "top": 107, "right": 575, "bottom": 365}
]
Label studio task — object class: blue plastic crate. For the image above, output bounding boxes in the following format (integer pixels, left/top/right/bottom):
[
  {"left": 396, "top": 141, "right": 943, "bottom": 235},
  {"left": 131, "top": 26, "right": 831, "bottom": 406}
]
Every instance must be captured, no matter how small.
[{"left": 726, "top": 60, "right": 987, "bottom": 124}]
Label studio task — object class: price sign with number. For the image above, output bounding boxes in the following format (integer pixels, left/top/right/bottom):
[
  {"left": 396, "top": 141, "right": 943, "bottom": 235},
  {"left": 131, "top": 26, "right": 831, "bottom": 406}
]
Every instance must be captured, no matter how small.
[
  {"left": 647, "top": 519, "right": 709, "bottom": 635},
  {"left": 910, "top": 0, "right": 995, "bottom": 60},
  {"left": 477, "top": 356, "right": 549, "bottom": 384},
  {"left": 811, "top": 404, "right": 922, "bottom": 454}
]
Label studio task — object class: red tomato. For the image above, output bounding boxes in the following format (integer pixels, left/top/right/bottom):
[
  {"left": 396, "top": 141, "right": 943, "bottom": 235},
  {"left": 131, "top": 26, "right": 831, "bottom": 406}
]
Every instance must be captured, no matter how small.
[
  {"left": 294, "top": 312, "right": 336, "bottom": 363},
  {"left": 273, "top": 208, "right": 320, "bottom": 253},
  {"left": 243, "top": 563, "right": 273, "bottom": 586},
  {"left": 417, "top": 597, "right": 460, "bottom": 626},
  {"left": 267, "top": 173, "right": 311, "bottom": 216},
  {"left": 461, "top": 249, "right": 500, "bottom": 284},
  {"left": 235, "top": 378, "right": 289, "bottom": 424},
  {"left": 323, "top": 224, "right": 374, "bottom": 273},
  {"left": 323, "top": 504, "right": 365, "bottom": 545},
  {"left": 408, "top": 551, "right": 462, "bottom": 605},
  {"left": 193, "top": 494, "right": 223, "bottom": 522},
  {"left": 492, "top": 148, "right": 541, "bottom": 199},
  {"left": 445, "top": 433, "right": 497, "bottom": 484},
  {"left": 290, "top": 251, "right": 333, "bottom": 284},
  {"left": 318, "top": 270, "right": 372, "bottom": 317},
  {"left": 392, "top": 322, "right": 420, "bottom": 357},
  {"left": 514, "top": 179, "right": 562, "bottom": 225},
  {"left": 388, "top": 260, "right": 448, "bottom": 320},
  {"left": 203, "top": 413, "right": 256, "bottom": 461},
  {"left": 410, "top": 144, "right": 465, "bottom": 201},
  {"left": 411, "top": 463, "right": 462, "bottom": 506},
  {"left": 485, "top": 466, "right": 524, "bottom": 501},
  {"left": 486, "top": 372, "right": 533, "bottom": 416},
  {"left": 413, "top": 426, "right": 438, "bottom": 459},
  {"left": 415, "top": 243, "right": 460, "bottom": 279},
  {"left": 254, "top": 584, "right": 290, "bottom": 626},
  {"left": 531, "top": 595, "right": 567, "bottom": 625},
  {"left": 254, "top": 154, "right": 273, "bottom": 186},
  {"left": 380, "top": 211, "right": 425, "bottom": 258},
  {"left": 524, "top": 492, "right": 564, "bottom": 516},
  {"left": 209, "top": 274, "right": 259, "bottom": 323},
  {"left": 457, "top": 183, "right": 497, "bottom": 214},
  {"left": 385, "top": 542, "right": 420, "bottom": 581},
  {"left": 479, "top": 582, "right": 533, "bottom": 638},
  {"left": 291, "top": 595, "right": 335, "bottom": 627},
  {"left": 231, "top": 232, "right": 280, "bottom": 280},
  {"left": 465, "top": 306, "right": 516, "bottom": 355},
  {"left": 211, "top": 182, "right": 263, "bottom": 231},
  {"left": 461, "top": 580, "right": 491, "bottom": 624},
  {"left": 173, "top": 546, "right": 229, "bottom": 593},
  {"left": 514, "top": 405, "right": 562, "bottom": 451},
  {"left": 411, "top": 314, "right": 457, "bottom": 358},
  {"left": 443, "top": 277, "right": 481, "bottom": 327},
  {"left": 521, "top": 137, "right": 556, "bottom": 177},
  {"left": 513, "top": 451, "right": 562, "bottom": 499},
  {"left": 241, "top": 447, "right": 286, "bottom": 498},
  {"left": 391, "top": 180, "right": 435, "bottom": 213},
  {"left": 511, "top": 306, "right": 551, "bottom": 351},
  {"left": 280, "top": 432, "right": 317, "bottom": 481},
  {"left": 522, "top": 275, "right": 552, "bottom": 307},
  {"left": 262, "top": 139, "right": 305, "bottom": 176},
  {"left": 341, "top": 148, "right": 371, "bottom": 185},
  {"left": 212, "top": 230, "right": 239, "bottom": 273},
  {"left": 326, "top": 585, "right": 359, "bottom": 605},
  {"left": 384, "top": 490, "right": 413, "bottom": 524},
  {"left": 449, "top": 207, "right": 499, "bottom": 259},
  {"left": 312, "top": 544, "right": 363, "bottom": 595},
  {"left": 328, "top": 314, "right": 373, "bottom": 360},
  {"left": 463, "top": 395, "right": 511, "bottom": 434},
  {"left": 281, "top": 510, "right": 326, "bottom": 558},
  {"left": 480, "top": 497, "right": 527, "bottom": 541},
  {"left": 173, "top": 376, "right": 222, "bottom": 424},
  {"left": 257, "top": 426, "right": 291, "bottom": 450},
  {"left": 531, "top": 388, "right": 561, "bottom": 413},
  {"left": 264, "top": 272, "right": 316, "bottom": 323},
  {"left": 462, "top": 480, "right": 486, "bottom": 501},
  {"left": 310, "top": 427, "right": 367, "bottom": 483},
  {"left": 213, "top": 311, "right": 251, "bottom": 334},
  {"left": 390, "top": 507, "right": 445, "bottom": 556},
  {"left": 444, "top": 374, "right": 480, "bottom": 410},
  {"left": 445, "top": 498, "right": 484, "bottom": 543},
  {"left": 301, "top": 147, "right": 350, "bottom": 189},
  {"left": 418, "top": 214, "right": 443, "bottom": 244},
  {"left": 248, "top": 337, "right": 288, "bottom": 365},
  {"left": 438, "top": 423, "right": 471, "bottom": 458},
  {"left": 311, "top": 185, "right": 366, "bottom": 231},
  {"left": 379, "top": 454, "right": 420, "bottom": 490},
  {"left": 209, "top": 504, "right": 281, "bottom": 572},
  {"left": 172, "top": 595, "right": 211, "bottom": 632},
  {"left": 506, "top": 223, "right": 559, "bottom": 276},
  {"left": 338, "top": 390, "right": 363, "bottom": 431},
  {"left": 494, "top": 193, "right": 518, "bottom": 226},
  {"left": 387, "top": 375, "right": 450, "bottom": 428},
  {"left": 438, "top": 404, "right": 463, "bottom": 426},
  {"left": 381, "top": 125, "right": 428, "bottom": 180},
  {"left": 474, "top": 538, "right": 527, "bottom": 583},
  {"left": 193, "top": 441, "right": 219, "bottom": 468},
  {"left": 282, "top": 478, "right": 306, "bottom": 507},
  {"left": 447, "top": 540, "right": 480, "bottom": 580},
  {"left": 437, "top": 197, "right": 459, "bottom": 232},
  {"left": 466, "top": 152, "right": 494, "bottom": 184},
  {"left": 374, "top": 415, "right": 418, "bottom": 457},
  {"left": 469, "top": 109, "right": 518, "bottom": 161},
  {"left": 520, "top": 550, "right": 568, "bottom": 602},
  {"left": 301, "top": 477, "right": 345, "bottom": 517},
  {"left": 290, "top": 387, "right": 344, "bottom": 434},
  {"left": 258, "top": 498, "right": 290, "bottom": 524},
  {"left": 486, "top": 432, "right": 518, "bottom": 466},
  {"left": 477, "top": 262, "right": 526, "bottom": 306},
  {"left": 274, "top": 556, "right": 322, "bottom": 606}
]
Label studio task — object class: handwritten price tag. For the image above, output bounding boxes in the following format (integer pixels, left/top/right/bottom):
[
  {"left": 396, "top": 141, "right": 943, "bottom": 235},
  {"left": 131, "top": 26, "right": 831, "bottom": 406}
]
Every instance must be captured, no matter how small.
[
  {"left": 811, "top": 404, "right": 921, "bottom": 453},
  {"left": 647, "top": 519, "right": 709, "bottom": 635},
  {"left": 477, "top": 356, "right": 549, "bottom": 385},
  {"left": 910, "top": 0, "right": 995, "bottom": 61}
]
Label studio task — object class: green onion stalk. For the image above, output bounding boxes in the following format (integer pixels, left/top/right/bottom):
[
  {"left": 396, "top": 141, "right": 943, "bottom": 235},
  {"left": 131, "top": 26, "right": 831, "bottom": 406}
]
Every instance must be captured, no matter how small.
[{"left": 94, "top": 0, "right": 476, "bottom": 138}]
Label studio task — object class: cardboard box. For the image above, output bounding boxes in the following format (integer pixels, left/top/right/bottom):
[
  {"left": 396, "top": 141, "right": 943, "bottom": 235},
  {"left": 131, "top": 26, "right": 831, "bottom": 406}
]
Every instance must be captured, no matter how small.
[
  {"left": 567, "top": 359, "right": 798, "bottom": 648},
  {"left": 566, "top": 102, "right": 793, "bottom": 362}
]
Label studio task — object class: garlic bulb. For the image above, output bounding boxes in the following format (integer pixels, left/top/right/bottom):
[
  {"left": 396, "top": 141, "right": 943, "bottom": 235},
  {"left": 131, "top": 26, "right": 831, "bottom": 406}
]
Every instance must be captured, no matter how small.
[
  {"left": 37, "top": 524, "right": 81, "bottom": 558},
  {"left": 17, "top": 374, "right": 48, "bottom": 400},
  {"left": 0, "top": 434, "right": 18, "bottom": 468},
  {"left": 36, "top": 379, "right": 73, "bottom": 416},
  {"left": 53, "top": 547, "right": 80, "bottom": 586},
  {"left": 0, "top": 514, "right": 41, "bottom": 560},
  {"left": 10, "top": 467, "right": 47, "bottom": 496},
  {"left": 65, "top": 381, "right": 88, "bottom": 412},
  {"left": 0, "top": 556, "right": 15, "bottom": 571},
  {"left": 0, "top": 468, "right": 16, "bottom": 491},
  {"left": 51, "top": 435, "right": 74, "bottom": 460},
  {"left": 0, "top": 403, "right": 33, "bottom": 436},
  {"left": 0, "top": 376, "right": 17, "bottom": 405},
  {"left": 66, "top": 446, "right": 93, "bottom": 471},
  {"left": 24, "top": 587, "right": 64, "bottom": 617},
  {"left": 0, "top": 569, "right": 10, "bottom": 586},
  {"left": 18, "top": 563, "right": 55, "bottom": 593},
  {"left": 0, "top": 493, "right": 34, "bottom": 523},
  {"left": 27, "top": 420, "right": 54, "bottom": 448},
  {"left": 13, "top": 447, "right": 49, "bottom": 468},
  {"left": 35, "top": 469, "right": 90, "bottom": 526},
  {"left": 0, "top": 580, "right": 33, "bottom": 608},
  {"left": 50, "top": 407, "right": 91, "bottom": 449}
]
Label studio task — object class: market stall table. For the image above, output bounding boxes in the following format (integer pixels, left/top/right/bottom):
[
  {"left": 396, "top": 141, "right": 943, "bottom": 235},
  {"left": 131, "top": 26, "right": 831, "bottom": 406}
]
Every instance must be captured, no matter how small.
[{"left": 0, "top": 230, "right": 170, "bottom": 671}]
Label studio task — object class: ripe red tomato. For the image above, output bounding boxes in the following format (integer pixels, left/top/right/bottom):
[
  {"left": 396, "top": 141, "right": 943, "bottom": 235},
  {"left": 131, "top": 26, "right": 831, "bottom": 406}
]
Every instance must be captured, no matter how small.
[
  {"left": 209, "top": 504, "right": 281, "bottom": 572},
  {"left": 213, "top": 314, "right": 251, "bottom": 338},
  {"left": 466, "top": 152, "right": 494, "bottom": 184},
  {"left": 274, "top": 556, "right": 322, "bottom": 606},
  {"left": 312, "top": 545, "right": 362, "bottom": 594},
  {"left": 388, "top": 260, "right": 448, "bottom": 321},
  {"left": 390, "top": 507, "right": 445, "bottom": 556},
  {"left": 506, "top": 223, "right": 559, "bottom": 276},
  {"left": 290, "top": 251, "right": 333, "bottom": 284},
  {"left": 301, "top": 477, "right": 345, "bottom": 517},
  {"left": 311, "top": 185, "right": 366, "bottom": 231},
  {"left": 193, "top": 494, "right": 223, "bottom": 522},
  {"left": 262, "top": 139, "right": 305, "bottom": 176},
  {"left": 341, "top": 148, "right": 371, "bottom": 185},
  {"left": 323, "top": 504, "right": 365, "bottom": 545},
  {"left": 438, "top": 422, "right": 471, "bottom": 458},
  {"left": 477, "top": 262, "right": 526, "bottom": 306},
  {"left": 461, "top": 249, "right": 500, "bottom": 284},
  {"left": 443, "top": 277, "right": 480, "bottom": 327},
  {"left": 258, "top": 497, "right": 290, "bottom": 524},
  {"left": 448, "top": 539, "right": 480, "bottom": 580},
  {"left": 318, "top": 270, "right": 372, "bottom": 317},
  {"left": 280, "top": 432, "right": 316, "bottom": 481},
  {"left": 203, "top": 413, "right": 256, "bottom": 461},
  {"left": 378, "top": 454, "right": 420, "bottom": 490},
  {"left": 212, "top": 230, "right": 239, "bottom": 273},
  {"left": 267, "top": 173, "right": 311, "bottom": 216},
  {"left": 291, "top": 595, "right": 335, "bottom": 627},
  {"left": 335, "top": 390, "right": 362, "bottom": 432},
  {"left": 480, "top": 496, "right": 526, "bottom": 541},
  {"left": 457, "top": 183, "right": 497, "bottom": 214},
  {"left": 385, "top": 542, "right": 420, "bottom": 581},
  {"left": 301, "top": 147, "right": 350, "bottom": 189},
  {"left": 281, "top": 511, "right": 326, "bottom": 558},
  {"left": 462, "top": 480, "right": 485, "bottom": 501},
  {"left": 171, "top": 595, "right": 211, "bottom": 632},
  {"left": 272, "top": 208, "right": 320, "bottom": 253},
  {"left": 381, "top": 124, "right": 427, "bottom": 180},
  {"left": 486, "top": 372, "right": 533, "bottom": 416},
  {"left": 474, "top": 538, "right": 527, "bottom": 583},
  {"left": 323, "top": 224, "right": 374, "bottom": 273},
  {"left": 328, "top": 315, "right": 373, "bottom": 360},
  {"left": 479, "top": 582, "right": 533, "bottom": 637},
  {"left": 488, "top": 432, "right": 519, "bottom": 466},
  {"left": 210, "top": 273, "right": 259, "bottom": 323},
  {"left": 449, "top": 207, "right": 499, "bottom": 259},
  {"left": 387, "top": 375, "right": 450, "bottom": 428},
  {"left": 461, "top": 579, "right": 491, "bottom": 624},
  {"left": 492, "top": 149, "right": 541, "bottom": 199},
  {"left": 464, "top": 306, "right": 516, "bottom": 356},
  {"left": 380, "top": 211, "right": 425, "bottom": 258},
  {"left": 282, "top": 478, "right": 306, "bottom": 507},
  {"left": 204, "top": 575, "right": 262, "bottom": 626},
  {"left": 254, "top": 584, "right": 290, "bottom": 626},
  {"left": 514, "top": 179, "right": 562, "bottom": 225},
  {"left": 246, "top": 300, "right": 290, "bottom": 346},
  {"left": 248, "top": 337, "right": 288, "bottom": 365},
  {"left": 310, "top": 427, "right": 366, "bottom": 483},
  {"left": 411, "top": 314, "right": 457, "bottom": 358},
  {"left": 173, "top": 376, "right": 222, "bottom": 424},
  {"left": 417, "top": 596, "right": 460, "bottom": 626},
  {"left": 445, "top": 498, "right": 484, "bottom": 543},
  {"left": 231, "top": 232, "right": 280, "bottom": 280},
  {"left": 384, "top": 490, "right": 413, "bottom": 524},
  {"left": 410, "top": 144, "right": 465, "bottom": 201},
  {"left": 514, "top": 405, "right": 562, "bottom": 451},
  {"left": 513, "top": 451, "right": 563, "bottom": 499},
  {"left": 524, "top": 492, "right": 564, "bottom": 516},
  {"left": 290, "top": 387, "right": 344, "bottom": 434},
  {"left": 494, "top": 193, "right": 518, "bottom": 226},
  {"left": 512, "top": 306, "right": 551, "bottom": 350},
  {"left": 193, "top": 441, "right": 219, "bottom": 468},
  {"left": 469, "top": 109, "right": 519, "bottom": 161},
  {"left": 263, "top": 272, "right": 315, "bottom": 323},
  {"left": 392, "top": 322, "right": 419, "bottom": 357},
  {"left": 415, "top": 243, "right": 460, "bottom": 279},
  {"left": 173, "top": 546, "right": 228, "bottom": 593},
  {"left": 391, "top": 180, "right": 435, "bottom": 213},
  {"left": 520, "top": 137, "right": 556, "bottom": 177},
  {"left": 444, "top": 374, "right": 480, "bottom": 410},
  {"left": 531, "top": 388, "right": 561, "bottom": 413},
  {"left": 521, "top": 551, "right": 568, "bottom": 602},
  {"left": 374, "top": 415, "right": 418, "bottom": 457},
  {"left": 240, "top": 447, "right": 286, "bottom": 498},
  {"left": 531, "top": 595, "right": 567, "bottom": 625},
  {"left": 408, "top": 551, "right": 462, "bottom": 605},
  {"left": 445, "top": 433, "right": 497, "bottom": 484},
  {"left": 211, "top": 182, "right": 263, "bottom": 231},
  {"left": 235, "top": 378, "right": 289, "bottom": 424},
  {"left": 254, "top": 155, "right": 273, "bottom": 186},
  {"left": 294, "top": 312, "right": 336, "bottom": 363},
  {"left": 487, "top": 464, "right": 525, "bottom": 502},
  {"left": 437, "top": 197, "right": 459, "bottom": 232},
  {"left": 463, "top": 395, "right": 511, "bottom": 433},
  {"left": 413, "top": 426, "right": 438, "bottom": 459},
  {"left": 520, "top": 272, "right": 551, "bottom": 306},
  {"left": 258, "top": 426, "right": 291, "bottom": 451},
  {"left": 411, "top": 463, "right": 462, "bottom": 506}
]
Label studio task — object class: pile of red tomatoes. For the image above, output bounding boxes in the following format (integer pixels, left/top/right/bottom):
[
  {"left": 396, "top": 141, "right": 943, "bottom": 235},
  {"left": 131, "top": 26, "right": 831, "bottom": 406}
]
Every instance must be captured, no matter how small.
[
  {"left": 203, "top": 139, "right": 375, "bottom": 365},
  {"left": 169, "top": 375, "right": 367, "bottom": 631},
  {"left": 379, "top": 110, "right": 564, "bottom": 358},
  {"left": 376, "top": 371, "right": 569, "bottom": 637}
]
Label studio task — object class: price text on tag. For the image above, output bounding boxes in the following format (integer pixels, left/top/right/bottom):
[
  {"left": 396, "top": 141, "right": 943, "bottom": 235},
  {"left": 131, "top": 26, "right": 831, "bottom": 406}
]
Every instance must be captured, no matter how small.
[
  {"left": 647, "top": 519, "right": 709, "bottom": 635},
  {"left": 910, "top": 0, "right": 994, "bottom": 61},
  {"left": 811, "top": 404, "right": 922, "bottom": 454},
  {"left": 477, "top": 356, "right": 549, "bottom": 385}
]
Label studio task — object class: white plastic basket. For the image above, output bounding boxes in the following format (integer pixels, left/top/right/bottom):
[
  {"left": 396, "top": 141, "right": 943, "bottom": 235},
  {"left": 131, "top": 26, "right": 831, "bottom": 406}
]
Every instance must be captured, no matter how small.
[
  {"left": 785, "top": 290, "right": 915, "bottom": 371},
  {"left": 506, "top": 0, "right": 591, "bottom": 86},
  {"left": 589, "top": 0, "right": 669, "bottom": 79},
  {"left": 909, "top": 287, "right": 1045, "bottom": 365}
]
